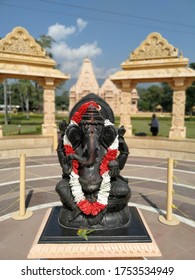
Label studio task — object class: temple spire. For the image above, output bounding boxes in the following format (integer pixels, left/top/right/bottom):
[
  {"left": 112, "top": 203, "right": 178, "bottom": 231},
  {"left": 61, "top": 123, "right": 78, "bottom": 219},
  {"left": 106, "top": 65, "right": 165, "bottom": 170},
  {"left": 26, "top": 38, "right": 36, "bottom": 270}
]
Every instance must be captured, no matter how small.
[
  {"left": 73, "top": 58, "right": 99, "bottom": 92},
  {"left": 69, "top": 58, "right": 99, "bottom": 111}
]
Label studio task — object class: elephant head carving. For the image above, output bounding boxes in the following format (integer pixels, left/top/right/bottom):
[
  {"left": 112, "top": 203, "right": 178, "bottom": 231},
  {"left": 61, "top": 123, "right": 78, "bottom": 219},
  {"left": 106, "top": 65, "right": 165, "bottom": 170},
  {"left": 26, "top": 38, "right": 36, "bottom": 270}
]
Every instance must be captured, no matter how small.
[{"left": 56, "top": 93, "right": 131, "bottom": 229}]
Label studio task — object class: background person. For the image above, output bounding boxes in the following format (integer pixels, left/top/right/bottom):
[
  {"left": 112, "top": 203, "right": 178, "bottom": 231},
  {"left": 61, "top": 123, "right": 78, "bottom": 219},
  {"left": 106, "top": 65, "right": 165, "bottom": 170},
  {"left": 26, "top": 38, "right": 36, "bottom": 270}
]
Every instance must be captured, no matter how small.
[{"left": 149, "top": 114, "right": 159, "bottom": 136}]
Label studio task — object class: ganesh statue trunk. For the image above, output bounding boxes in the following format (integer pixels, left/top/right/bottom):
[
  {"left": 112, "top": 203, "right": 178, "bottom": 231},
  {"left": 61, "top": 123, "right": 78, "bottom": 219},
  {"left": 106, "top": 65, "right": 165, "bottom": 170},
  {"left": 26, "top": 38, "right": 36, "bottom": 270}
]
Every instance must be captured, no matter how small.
[{"left": 55, "top": 93, "right": 131, "bottom": 229}]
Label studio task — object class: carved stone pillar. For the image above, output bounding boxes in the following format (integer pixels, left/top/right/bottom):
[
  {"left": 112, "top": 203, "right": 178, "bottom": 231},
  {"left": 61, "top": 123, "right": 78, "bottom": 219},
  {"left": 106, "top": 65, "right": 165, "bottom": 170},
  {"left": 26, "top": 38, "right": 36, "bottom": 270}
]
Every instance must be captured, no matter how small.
[
  {"left": 0, "top": 79, "right": 4, "bottom": 138},
  {"left": 120, "top": 81, "right": 134, "bottom": 137},
  {"left": 169, "top": 79, "right": 187, "bottom": 139},
  {"left": 0, "top": 126, "right": 3, "bottom": 138},
  {"left": 42, "top": 78, "right": 57, "bottom": 135},
  {"left": 69, "top": 90, "right": 76, "bottom": 112}
]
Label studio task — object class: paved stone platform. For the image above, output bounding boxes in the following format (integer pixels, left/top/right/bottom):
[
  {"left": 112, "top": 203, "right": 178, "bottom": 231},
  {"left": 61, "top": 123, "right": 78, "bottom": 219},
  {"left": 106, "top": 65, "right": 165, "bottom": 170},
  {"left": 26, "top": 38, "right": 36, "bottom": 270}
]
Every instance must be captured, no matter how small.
[{"left": 0, "top": 155, "right": 194, "bottom": 260}]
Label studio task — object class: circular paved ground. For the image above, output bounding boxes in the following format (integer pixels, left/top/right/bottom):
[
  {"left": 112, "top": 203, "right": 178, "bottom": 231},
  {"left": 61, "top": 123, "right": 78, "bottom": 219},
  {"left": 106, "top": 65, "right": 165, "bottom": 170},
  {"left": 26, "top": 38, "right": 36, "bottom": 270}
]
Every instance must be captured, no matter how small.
[
  {"left": 0, "top": 155, "right": 194, "bottom": 259},
  {"left": 0, "top": 155, "right": 194, "bottom": 223}
]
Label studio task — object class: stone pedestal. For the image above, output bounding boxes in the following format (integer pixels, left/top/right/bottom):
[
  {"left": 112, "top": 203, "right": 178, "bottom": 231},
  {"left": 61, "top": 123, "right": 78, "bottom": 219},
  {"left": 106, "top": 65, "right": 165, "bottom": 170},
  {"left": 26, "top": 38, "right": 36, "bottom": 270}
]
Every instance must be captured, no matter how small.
[{"left": 28, "top": 207, "right": 161, "bottom": 259}]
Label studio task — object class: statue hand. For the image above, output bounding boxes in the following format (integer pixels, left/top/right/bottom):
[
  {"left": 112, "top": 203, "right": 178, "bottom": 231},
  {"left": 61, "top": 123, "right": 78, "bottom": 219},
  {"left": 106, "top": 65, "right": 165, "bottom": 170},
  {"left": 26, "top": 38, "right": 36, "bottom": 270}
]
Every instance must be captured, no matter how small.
[
  {"left": 108, "top": 160, "right": 120, "bottom": 177},
  {"left": 62, "top": 156, "right": 72, "bottom": 175},
  {"left": 69, "top": 153, "right": 85, "bottom": 164},
  {"left": 59, "top": 120, "right": 67, "bottom": 136},
  {"left": 118, "top": 126, "right": 126, "bottom": 138}
]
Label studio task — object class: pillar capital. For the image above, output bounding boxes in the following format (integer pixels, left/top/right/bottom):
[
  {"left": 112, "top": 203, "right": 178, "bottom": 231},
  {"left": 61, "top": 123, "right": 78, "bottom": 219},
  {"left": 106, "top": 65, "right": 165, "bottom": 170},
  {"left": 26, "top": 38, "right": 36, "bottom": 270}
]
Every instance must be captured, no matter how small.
[
  {"left": 121, "top": 80, "right": 136, "bottom": 92},
  {"left": 36, "top": 77, "right": 55, "bottom": 89},
  {"left": 171, "top": 78, "right": 188, "bottom": 90},
  {"left": 44, "top": 78, "right": 55, "bottom": 89}
]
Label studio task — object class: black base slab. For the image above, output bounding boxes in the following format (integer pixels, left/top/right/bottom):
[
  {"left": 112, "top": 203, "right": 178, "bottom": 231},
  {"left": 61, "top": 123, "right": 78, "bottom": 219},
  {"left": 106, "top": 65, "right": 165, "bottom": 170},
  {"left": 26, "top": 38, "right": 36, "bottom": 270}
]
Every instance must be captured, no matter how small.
[{"left": 38, "top": 206, "right": 152, "bottom": 244}]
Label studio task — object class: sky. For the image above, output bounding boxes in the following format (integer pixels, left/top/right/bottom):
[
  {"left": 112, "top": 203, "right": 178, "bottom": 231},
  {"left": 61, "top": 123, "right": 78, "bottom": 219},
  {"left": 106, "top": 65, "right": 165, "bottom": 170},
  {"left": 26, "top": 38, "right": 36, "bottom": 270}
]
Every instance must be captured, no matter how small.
[{"left": 0, "top": 0, "right": 195, "bottom": 82}]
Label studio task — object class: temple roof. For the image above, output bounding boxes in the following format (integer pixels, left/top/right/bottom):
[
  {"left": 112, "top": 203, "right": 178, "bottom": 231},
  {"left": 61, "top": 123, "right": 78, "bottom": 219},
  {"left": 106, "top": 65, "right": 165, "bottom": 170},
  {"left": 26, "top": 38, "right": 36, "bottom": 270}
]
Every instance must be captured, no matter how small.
[
  {"left": 99, "top": 78, "right": 120, "bottom": 94},
  {"left": 110, "top": 67, "right": 195, "bottom": 81},
  {"left": 70, "top": 58, "right": 99, "bottom": 93}
]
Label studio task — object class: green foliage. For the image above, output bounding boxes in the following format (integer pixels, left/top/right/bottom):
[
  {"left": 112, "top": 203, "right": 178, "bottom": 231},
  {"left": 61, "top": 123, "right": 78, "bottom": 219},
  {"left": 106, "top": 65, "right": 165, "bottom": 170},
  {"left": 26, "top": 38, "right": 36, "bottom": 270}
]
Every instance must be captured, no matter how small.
[
  {"left": 55, "top": 90, "right": 69, "bottom": 110},
  {"left": 36, "top": 34, "right": 55, "bottom": 58},
  {"left": 186, "top": 84, "right": 195, "bottom": 114},
  {"left": 137, "top": 83, "right": 173, "bottom": 112},
  {"left": 0, "top": 80, "right": 44, "bottom": 113},
  {"left": 0, "top": 113, "right": 195, "bottom": 138},
  {"left": 137, "top": 80, "right": 195, "bottom": 115},
  {"left": 2, "top": 124, "right": 41, "bottom": 136},
  {"left": 77, "top": 229, "right": 95, "bottom": 241},
  {"left": 189, "top": 63, "right": 195, "bottom": 70},
  {"left": 160, "top": 83, "right": 173, "bottom": 112}
]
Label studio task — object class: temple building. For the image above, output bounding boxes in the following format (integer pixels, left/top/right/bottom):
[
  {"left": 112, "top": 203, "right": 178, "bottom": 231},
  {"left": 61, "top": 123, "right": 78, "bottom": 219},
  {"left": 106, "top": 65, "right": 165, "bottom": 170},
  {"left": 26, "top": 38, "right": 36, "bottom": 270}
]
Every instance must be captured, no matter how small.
[
  {"left": 69, "top": 58, "right": 99, "bottom": 111},
  {"left": 69, "top": 58, "right": 139, "bottom": 114}
]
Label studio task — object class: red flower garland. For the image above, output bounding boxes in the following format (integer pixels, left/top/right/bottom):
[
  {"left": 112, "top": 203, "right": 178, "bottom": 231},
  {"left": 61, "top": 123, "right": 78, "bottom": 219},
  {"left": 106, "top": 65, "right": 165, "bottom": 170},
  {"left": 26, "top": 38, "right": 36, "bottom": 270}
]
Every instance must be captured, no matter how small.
[
  {"left": 77, "top": 200, "right": 106, "bottom": 216},
  {"left": 64, "top": 144, "right": 79, "bottom": 174},
  {"left": 64, "top": 146, "right": 118, "bottom": 216},
  {"left": 99, "top": 149, "right": 118, "bottom": 176},
  {"left": 71, "top": 101, "right": 100, "bottom": 124},
  {"left": 75, "top": 147, "right": 117, "bottom": 215},
  {"left": 63, "top": 101, "right": 118, "bottom": 216}
]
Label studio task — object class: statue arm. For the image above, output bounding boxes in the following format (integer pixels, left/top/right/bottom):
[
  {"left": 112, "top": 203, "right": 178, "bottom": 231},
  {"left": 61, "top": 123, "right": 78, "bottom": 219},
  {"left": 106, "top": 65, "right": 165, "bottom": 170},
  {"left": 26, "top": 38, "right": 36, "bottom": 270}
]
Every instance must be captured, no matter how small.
[
  {"left": 57, "top": 137, "right": 72, "bottom": 177},
  {"left": 117, "top": 126, "right": 129, "bottom": 170},
  {"left": 108, "top": 126, "right": 129, "bottom": 177}
]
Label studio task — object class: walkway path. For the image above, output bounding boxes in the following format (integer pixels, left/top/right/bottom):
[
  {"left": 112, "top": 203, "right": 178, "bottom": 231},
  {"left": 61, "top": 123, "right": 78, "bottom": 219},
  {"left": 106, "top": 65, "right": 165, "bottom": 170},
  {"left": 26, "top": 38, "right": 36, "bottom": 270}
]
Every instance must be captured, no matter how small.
[{"left": 0, "top": 155, "right": 194, "bottom": 259}]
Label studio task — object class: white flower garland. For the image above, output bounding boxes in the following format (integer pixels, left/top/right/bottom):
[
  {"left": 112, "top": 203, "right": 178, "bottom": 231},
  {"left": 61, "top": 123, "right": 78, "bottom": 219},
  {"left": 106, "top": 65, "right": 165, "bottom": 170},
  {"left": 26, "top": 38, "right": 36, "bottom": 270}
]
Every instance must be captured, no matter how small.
[{"left": 63, "top": 119, "right": 119, "bottom": 215}]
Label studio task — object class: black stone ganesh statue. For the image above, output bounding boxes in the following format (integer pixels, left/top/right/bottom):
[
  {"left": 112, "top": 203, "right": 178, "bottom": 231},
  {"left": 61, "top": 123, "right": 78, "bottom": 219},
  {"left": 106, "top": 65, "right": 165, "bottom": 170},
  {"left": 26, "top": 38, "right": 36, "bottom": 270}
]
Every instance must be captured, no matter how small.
[{"left": 56, "top": 93, "right": 131, "bottom": 229}]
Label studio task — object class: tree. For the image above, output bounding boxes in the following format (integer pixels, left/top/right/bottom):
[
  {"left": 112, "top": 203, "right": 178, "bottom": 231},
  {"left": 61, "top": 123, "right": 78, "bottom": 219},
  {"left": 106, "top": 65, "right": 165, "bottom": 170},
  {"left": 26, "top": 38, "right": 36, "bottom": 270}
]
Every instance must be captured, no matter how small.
[
  {"left": 8, "top": 80, "right": 42, "bottom": 115},
  {"left": 137, "top": 87, "right": 149, "bottom": 111},
  {"left": 137, "top": 85, "right": 164, "bottom": 111},
  {"left": 17, "top": 80, "right": 36, "bottom": 117},
  {"left": 36, "top": 35, "right": 55, "bottom": 58},
  {"left": 55, "top": 90, "right": 69, "bottom": 110},
  {"left": 161, "top": 83, "right": 173, "bottom": 112},
  {"left": 137, "top": 83, "right": 174, "bottom": 112}
]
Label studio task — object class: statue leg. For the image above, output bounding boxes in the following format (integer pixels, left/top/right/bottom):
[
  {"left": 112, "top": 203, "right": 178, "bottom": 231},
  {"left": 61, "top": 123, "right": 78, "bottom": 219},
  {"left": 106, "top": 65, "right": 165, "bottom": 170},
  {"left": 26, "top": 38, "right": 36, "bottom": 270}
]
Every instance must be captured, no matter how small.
[
  {"left": 98, "top": 176, "right": 131, "bottom": 228},
  {"left": 56, "top": 179, "right": 75, "bottom": 207},
  {"left": 110, "top": 176, "right": 131, "bottom": 200},
  {"left": 55, "top": 178, "right": 81, "bottom": 216}
]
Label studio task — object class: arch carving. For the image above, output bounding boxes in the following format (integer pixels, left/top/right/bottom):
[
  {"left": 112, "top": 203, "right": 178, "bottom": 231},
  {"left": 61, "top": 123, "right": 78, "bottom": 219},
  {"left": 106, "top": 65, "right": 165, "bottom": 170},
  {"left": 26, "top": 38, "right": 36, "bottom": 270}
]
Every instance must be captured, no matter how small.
[
  {"left": 130, "top": 32, "right": 178, "bottom": 60},
  {"left": 111, "top": 32, "right": 195, "bottom": 139},
  {"left": 0, "top": 27, "right": 69, "bottom": 138},
  {"left": 0, "top": 27, "right": 45, "bottom": 57}
]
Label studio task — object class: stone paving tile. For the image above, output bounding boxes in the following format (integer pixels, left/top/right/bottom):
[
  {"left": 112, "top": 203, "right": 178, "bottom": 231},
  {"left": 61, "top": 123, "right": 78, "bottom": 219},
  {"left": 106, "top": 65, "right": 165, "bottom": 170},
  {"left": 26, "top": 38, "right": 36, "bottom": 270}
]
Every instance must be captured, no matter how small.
[
  {"left": 0, "top": 156, "right": 194, "bottom": 260},
  {"left": 0, "top": 209, "right": 46, "bottom": 260},
  {"left": 0, "top": 208, "right": 194, "bottom": 260},
  {"left": 142, "top": 210, "right": 195, "bottom": 260}
]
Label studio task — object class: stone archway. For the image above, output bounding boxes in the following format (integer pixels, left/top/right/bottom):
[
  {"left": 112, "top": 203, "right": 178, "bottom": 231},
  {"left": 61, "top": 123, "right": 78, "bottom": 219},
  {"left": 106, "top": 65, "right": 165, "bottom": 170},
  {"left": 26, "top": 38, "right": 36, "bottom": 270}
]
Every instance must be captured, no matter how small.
[
  {"left": 110, "top": 32, "right": 195, "bottom": 139},
  {"left": 0, "top": 27, "right": 69, "bottom": 136}
]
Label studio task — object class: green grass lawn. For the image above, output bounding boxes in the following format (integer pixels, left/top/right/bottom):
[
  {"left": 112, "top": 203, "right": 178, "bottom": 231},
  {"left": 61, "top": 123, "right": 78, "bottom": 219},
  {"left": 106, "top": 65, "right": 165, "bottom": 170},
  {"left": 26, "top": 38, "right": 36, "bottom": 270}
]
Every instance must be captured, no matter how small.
[
  {"left": 0, "top": 113, "right": 195, "bottom": 139},
  {"left": 132, "top": 117, "right": 195, "bottom": 138},
  {"left": 131, "top": 118, "right": 171, "bottom": 137}
]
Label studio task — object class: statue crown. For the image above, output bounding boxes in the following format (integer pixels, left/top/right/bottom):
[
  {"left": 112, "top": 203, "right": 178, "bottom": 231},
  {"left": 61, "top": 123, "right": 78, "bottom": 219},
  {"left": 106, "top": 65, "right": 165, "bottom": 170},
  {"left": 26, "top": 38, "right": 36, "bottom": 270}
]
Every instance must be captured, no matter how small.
[{"left": 80, "top": 104, "right": 104, "bottom": 125}]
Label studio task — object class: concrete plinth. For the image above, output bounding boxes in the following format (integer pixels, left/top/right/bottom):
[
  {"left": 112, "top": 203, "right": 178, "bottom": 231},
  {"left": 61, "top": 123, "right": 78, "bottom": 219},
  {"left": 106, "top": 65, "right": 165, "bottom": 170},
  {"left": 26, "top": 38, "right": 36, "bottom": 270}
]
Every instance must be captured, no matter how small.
[{"left": 28, "top": 207, "right": 161, "bottom": 259}]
